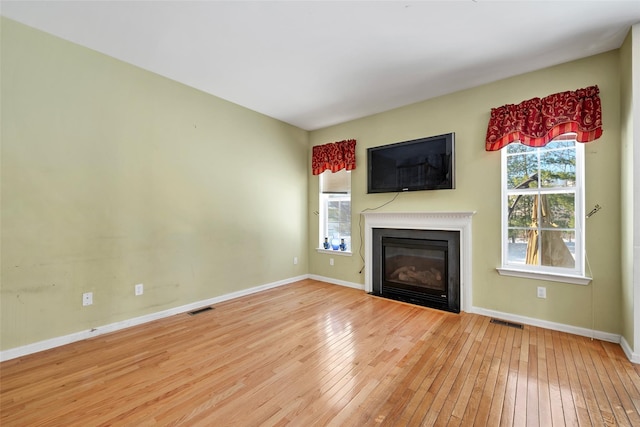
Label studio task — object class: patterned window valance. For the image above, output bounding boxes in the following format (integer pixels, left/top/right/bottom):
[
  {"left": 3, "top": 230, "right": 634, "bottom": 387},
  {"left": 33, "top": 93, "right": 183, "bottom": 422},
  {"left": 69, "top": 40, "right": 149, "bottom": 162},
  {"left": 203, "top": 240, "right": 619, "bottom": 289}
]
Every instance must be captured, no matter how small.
[
  {"left": 312, "top": 139, "right": 356, "bottom": 175},
  {"left": 485, "top": 85, "right": 603, "bottom": 151}
]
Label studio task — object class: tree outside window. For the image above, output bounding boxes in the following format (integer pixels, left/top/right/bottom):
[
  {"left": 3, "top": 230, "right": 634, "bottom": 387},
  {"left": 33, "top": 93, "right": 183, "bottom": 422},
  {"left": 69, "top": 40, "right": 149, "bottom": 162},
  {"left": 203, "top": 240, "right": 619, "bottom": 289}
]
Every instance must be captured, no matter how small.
[{"left": 503, "top": 137, "right": 584, "bottom": 275}]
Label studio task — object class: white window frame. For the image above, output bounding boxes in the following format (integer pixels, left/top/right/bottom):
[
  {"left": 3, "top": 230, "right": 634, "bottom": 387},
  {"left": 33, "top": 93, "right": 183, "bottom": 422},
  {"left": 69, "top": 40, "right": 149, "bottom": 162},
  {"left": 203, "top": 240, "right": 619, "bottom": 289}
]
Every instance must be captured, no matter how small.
[
  {"left": 497, "top": 137, "right": 591, "bottom": 285},
  {"left": 317, "top": 170, "right": 352, "bottom": 255}
]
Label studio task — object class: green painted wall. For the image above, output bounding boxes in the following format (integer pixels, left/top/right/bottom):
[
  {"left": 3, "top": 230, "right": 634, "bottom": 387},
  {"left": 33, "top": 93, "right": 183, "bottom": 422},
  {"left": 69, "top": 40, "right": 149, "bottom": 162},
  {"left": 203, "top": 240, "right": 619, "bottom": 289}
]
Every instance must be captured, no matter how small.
[
  {"left": 1, "top": 16, "right": 633, "bottom": 353},
  {"left": 309, "top": 51, "right": 623, "bottom": 334},
  {"left": 1, "top": 18, "right": 309, "bottom": 351}
]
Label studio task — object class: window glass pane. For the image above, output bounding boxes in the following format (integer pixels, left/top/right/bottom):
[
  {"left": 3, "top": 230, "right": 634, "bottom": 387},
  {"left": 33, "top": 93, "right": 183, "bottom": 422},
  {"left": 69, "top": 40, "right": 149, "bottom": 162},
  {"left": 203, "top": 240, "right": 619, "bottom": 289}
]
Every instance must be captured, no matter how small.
[
  {"left": 540, "top": 230, "right": 576, "bottom": 268},
  {"left": 327, "top": 201, "right": 349, "bottom": 227},
  {"left": 327, "top": 201, "right": 341, "bottom": 222},
  {"left": 540, "top": 148, "right": 575, "bottom": 188},
  {"left": 542, "top": 193, "right": 575, "bottom": 229},
  {"left": 326, "top": 198, "right": 351, "bottom": 250},
  {"left": 541, "top": 140, "right": 575, "bottom": 151},
  {"left": 502, "top": 136, "right": 582, "bottom": 274},
  {"left": 506, "top": 143, "right": 536, "bottom": 154},
  {"left": 508, "top": 194, "right": 537, "bottom": 228},
  {"left": 339, "top": 202, "right": 351, "bottom": 234},
  {"left": 320, "top": 169, "right": 351, "bottom": 250},
  {"left": 507, "top": 228, "right": 532, "bottom": 264},
  {"left": 507, "top": 154, "right": 538, "bottom": 189}
]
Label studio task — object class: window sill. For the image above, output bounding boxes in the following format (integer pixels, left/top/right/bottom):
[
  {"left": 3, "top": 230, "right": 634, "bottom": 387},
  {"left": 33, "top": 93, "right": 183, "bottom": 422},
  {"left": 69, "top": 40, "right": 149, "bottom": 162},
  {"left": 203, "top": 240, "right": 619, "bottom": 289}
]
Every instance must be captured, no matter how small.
[
  {"left": 316, "top": 248, "right": 352, "bottom": 256},
  {"left": 497, "top": 267, "right": 591, "bottom": 285}
]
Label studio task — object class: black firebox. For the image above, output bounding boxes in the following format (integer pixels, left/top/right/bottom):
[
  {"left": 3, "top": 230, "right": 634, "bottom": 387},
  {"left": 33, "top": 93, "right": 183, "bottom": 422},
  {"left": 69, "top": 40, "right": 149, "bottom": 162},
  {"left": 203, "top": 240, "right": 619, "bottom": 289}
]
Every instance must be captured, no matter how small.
[{"left": 370, "top": 228, "right": 460, "bottom": 313}]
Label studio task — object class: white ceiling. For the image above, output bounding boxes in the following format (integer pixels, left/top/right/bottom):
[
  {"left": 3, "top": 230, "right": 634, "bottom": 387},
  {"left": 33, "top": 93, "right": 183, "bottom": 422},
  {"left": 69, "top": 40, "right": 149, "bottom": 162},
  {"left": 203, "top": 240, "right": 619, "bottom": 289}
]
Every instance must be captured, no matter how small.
[{"left": 2, "top": 1, "right": 639, "bottom": 130}]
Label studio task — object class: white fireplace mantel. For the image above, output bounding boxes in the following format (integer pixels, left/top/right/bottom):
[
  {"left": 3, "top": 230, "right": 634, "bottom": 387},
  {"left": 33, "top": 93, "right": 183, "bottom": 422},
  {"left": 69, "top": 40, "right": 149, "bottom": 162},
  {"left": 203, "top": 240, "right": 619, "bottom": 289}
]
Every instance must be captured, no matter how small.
[{"left": 362, "top": 211, "right": 476, "bottom": 312}]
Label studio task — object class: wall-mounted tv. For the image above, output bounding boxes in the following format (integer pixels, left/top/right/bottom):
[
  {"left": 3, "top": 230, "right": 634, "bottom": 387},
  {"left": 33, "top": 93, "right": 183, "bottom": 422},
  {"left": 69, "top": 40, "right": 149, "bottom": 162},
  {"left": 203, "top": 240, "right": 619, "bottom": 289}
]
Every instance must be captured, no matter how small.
[{"left": 367, "top": 133, "right": 455, "bottom": 193}]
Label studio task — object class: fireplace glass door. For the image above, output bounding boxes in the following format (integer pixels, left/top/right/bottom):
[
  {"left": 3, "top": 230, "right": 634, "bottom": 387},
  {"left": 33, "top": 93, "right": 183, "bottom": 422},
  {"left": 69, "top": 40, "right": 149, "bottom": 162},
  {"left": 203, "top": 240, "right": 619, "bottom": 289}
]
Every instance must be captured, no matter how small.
[
  {"left": 383, "top": 237, "right": 448, "bottom": 297},
  {"left": 371, "top": 228, "right": 460, "bottom": 313}
]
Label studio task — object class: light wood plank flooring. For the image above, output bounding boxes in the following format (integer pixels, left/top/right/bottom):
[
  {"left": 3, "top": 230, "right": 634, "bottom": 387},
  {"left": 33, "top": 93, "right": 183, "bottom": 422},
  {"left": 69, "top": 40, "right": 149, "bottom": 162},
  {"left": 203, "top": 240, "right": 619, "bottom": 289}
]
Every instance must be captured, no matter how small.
[{"left": 1, "top": 279, "right": 639, "bottom": 426}]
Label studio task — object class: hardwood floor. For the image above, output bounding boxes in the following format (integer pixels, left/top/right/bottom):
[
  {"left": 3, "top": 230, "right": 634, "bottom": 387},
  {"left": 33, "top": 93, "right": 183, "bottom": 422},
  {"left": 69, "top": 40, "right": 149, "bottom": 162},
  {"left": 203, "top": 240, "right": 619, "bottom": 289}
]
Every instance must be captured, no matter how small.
[{"left": 1, "top": 279, "right": 639, "bottom": 426}]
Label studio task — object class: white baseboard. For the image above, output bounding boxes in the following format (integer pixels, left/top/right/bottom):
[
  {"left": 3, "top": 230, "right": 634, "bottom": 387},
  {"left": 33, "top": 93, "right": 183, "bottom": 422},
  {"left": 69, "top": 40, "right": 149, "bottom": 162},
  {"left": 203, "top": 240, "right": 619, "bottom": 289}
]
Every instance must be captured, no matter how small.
[
  {"left": 313, "top": 280, "right": 629, "bottom": 355},
  {"left": 312, "top": 278, "right": 636, "bottom": 361},
  {"left": 470, "top": 306, "right": 621, "bottom": 344},
  {"left": 620, "top": 336, "right": 640, "bottom": 364},
  {"left": 5, "top": 277, "right": 635, "bottom": 365},
  {"left": 308, "top": 274, "right": 364, "bottom": 290},
  {"left": 0, "top": 275, "right": 310, "bottom": 362}
]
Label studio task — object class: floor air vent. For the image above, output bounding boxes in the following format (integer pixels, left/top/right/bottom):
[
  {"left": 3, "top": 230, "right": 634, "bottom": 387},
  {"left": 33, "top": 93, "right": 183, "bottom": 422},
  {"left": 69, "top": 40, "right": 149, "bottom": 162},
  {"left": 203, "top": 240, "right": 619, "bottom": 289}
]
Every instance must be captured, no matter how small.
[
  {"left": 188, "top": 306, "right": 213, "bottom": 316},
  {"left": 490, "top": 318, "right": 523, "bottom": 329}
]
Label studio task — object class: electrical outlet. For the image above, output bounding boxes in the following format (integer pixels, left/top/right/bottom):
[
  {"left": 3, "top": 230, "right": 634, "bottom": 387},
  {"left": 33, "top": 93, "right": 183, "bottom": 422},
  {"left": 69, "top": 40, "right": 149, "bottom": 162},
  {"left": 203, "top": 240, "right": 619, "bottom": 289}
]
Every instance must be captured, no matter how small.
[
  {"left": 330, "top": 258, "right": 334, "bottom": 266},
  {"left": 135, "top": 283, "right": 144, "bottom": 296},
  {"left": 82, "top": 292, "right": 93, "bottom": 306},
  {"left": 537, "top": 286, "right": 546, "bottom": 299},
  {"left": 293, "top": 256, "right": 298, "bottom": 265}
]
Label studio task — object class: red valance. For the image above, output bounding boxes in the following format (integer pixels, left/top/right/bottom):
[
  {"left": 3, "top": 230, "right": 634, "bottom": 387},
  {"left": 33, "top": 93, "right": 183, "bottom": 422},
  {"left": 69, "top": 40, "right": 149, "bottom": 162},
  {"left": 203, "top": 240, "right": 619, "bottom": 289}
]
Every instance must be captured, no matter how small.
[
  {"left": 485, "top": 85, "right": 603, "bottom": 151},
  {"left": 312, "top": 139, "right": 357, "bottom": 175}
]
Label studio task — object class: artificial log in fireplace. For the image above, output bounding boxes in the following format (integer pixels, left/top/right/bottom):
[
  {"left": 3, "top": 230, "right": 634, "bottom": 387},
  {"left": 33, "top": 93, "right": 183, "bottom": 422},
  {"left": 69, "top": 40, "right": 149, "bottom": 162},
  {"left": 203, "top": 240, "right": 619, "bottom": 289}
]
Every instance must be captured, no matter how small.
[{"left": 370, "top": 228, "right": 460, "bottom": 313}]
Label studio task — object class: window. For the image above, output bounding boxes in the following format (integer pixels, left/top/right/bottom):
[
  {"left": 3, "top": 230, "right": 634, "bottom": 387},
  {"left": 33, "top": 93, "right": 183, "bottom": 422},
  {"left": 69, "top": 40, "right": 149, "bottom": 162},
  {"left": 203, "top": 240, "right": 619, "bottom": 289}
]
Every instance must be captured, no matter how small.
[
  {"left": 501, "top": 135, "right": 586, "bottom": 281},
  {"left": 319, "top": 169, "right": 351, "bottom": 252}
]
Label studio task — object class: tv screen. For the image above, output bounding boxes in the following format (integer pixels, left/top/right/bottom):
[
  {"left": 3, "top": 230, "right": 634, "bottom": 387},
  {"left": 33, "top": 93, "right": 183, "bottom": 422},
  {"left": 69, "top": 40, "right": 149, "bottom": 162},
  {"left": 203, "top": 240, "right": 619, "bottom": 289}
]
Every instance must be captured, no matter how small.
[{"left": 367, "top": 133, "right": 455, "bottom": 193}]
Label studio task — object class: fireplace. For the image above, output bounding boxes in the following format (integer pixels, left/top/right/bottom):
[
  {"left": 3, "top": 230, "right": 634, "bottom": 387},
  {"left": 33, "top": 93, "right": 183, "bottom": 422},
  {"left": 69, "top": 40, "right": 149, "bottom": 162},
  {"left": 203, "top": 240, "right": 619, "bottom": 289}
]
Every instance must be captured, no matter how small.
[
  {"left": 363, "top": 211, "right": 475, "bottom": 313},
  {"left": 371, "top": 228, "right": 460, "bottom": 312}
]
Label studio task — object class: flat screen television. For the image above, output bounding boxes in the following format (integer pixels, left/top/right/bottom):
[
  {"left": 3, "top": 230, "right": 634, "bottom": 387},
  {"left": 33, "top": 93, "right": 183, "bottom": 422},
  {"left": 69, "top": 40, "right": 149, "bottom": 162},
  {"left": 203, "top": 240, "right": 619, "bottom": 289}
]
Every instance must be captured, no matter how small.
[{"left": 367, "top": 133, "right": 455, "bottom": 193}]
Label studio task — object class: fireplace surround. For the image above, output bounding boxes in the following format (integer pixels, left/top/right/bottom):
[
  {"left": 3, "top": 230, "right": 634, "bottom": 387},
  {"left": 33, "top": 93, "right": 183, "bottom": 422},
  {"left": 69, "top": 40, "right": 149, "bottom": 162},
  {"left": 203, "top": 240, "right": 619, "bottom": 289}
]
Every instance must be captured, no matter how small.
[{"left": 363, "top": 211, "right": 475, "bottom": 313}]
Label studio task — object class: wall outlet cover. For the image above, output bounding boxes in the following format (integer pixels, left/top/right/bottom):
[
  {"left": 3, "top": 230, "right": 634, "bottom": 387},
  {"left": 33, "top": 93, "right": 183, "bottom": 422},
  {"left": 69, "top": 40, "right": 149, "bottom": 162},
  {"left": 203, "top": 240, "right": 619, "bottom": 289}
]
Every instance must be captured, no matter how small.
[{"left": 82, "top": 292, "right": 93, "bottom": 306}]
